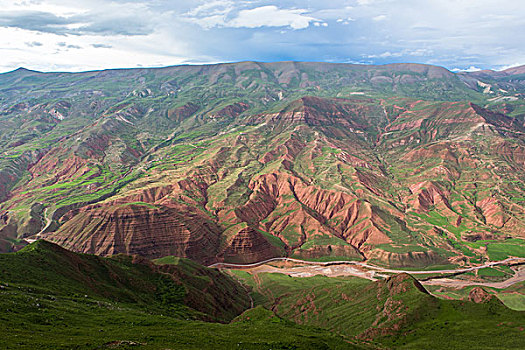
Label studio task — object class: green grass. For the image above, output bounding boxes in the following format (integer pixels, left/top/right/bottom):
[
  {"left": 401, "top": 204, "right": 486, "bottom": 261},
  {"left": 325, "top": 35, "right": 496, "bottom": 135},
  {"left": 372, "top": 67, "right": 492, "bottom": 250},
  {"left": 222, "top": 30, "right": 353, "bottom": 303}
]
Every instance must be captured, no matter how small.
[
  {"left": 381, "top": 298, "right": 525, "bottom": 349},
  {"left": 2, "top": 241, "right": 525, "bottom": 349},
  {"left": 121, "top": 201, "right": 158, "bottom": 209},
  {"left": 291, "top": 255, "right": 361, "bottom": 262},
  {"left": 486, "top": 241, "right": 525, "bottom": 260},
  {"left": 0, "top": 241, "right": 250, "bottom": 322},
  {"left": 497, "top": 294, "right": 525, "bottom": 311},
  {"left": 231, "top": 271, "right": 525, "bottom": 350},
  {"left": 300, "top": 235, "right": 351, "bottom": 249},
  {"left": 152, "top": 255, "right": 180, "bottom": 265},
  {"left": 258, "top": 229, "right": 287, "bottom": 252},
  {"left": 477, "top": 267, "right": 507, "bottom": 277},
  {"left": 0, "top": 241, "right": 365, "bottom": 349},
  {"left": 0, "top": 291, "right": 361, "bottom": 350}
]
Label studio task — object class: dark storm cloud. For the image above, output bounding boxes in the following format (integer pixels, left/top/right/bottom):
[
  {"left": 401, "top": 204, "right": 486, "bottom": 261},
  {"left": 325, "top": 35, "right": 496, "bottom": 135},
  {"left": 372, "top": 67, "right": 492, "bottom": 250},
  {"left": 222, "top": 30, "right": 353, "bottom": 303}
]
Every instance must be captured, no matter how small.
[
  {"left": 0, "top": 10, "right": 154, "bottom": 36},
  {"left": 0, "top": 10, "right": 70, "bottom": 34}
]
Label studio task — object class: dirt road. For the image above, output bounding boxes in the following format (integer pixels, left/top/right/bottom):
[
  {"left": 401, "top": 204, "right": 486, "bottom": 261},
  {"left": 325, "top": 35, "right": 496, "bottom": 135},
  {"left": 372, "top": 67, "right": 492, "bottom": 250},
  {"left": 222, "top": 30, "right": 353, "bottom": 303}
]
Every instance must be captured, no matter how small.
[{"left": 210, "top": 257, "right": 525, "bottom": 288}]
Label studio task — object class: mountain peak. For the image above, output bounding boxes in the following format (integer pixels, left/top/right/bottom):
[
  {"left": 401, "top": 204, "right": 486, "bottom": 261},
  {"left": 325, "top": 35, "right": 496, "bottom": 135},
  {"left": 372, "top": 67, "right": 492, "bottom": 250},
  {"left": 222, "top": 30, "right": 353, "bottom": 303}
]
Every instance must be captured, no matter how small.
[
  {"left": 20, "top": 239, "right": 67, "bottom": 254},
  {"left": 3, "top": 67, "right": 41, "bottom": 75},
  {"left": 384, "top": 273, "right": 430, "bottom": 295}
]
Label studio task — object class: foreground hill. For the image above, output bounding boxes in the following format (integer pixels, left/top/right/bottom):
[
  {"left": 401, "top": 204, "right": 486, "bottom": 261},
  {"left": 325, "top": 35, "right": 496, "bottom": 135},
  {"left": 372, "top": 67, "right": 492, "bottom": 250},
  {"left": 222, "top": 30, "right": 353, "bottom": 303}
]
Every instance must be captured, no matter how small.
[
  {"left": 0, "top": 62, "right": 524, "bottom": 268},
  {"left": 0, "top": 241, "right": 363, "bottom": 349},
  {"left": 232, "top": 270, "right": 525, "bottom": 349},
  {"left": 0, "top": 241, "right": 523, "bottom": 349}
]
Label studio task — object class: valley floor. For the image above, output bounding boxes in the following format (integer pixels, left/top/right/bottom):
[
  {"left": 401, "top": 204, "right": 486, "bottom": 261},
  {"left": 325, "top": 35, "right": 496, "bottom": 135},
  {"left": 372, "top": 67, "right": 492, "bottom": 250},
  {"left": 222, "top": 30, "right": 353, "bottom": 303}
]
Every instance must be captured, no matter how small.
[{"left": 212, "top": 256, "right": 525, "bottom": 287}]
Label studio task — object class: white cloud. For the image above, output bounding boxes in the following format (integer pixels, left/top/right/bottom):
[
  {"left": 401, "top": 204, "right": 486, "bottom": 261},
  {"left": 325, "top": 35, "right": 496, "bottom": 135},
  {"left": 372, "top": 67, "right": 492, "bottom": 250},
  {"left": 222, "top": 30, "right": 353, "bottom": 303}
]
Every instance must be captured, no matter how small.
[
  {"left": 365, "top": 51, "right": 400, "bottom": 58},
  {"left": 25, "top": 41, "right": 43, "bottom": 47},
  {"left": 0, "top": 2, "right": 160, "bottom": 36},
  {"left": 191, "top": 14, "right": 228, "bottom": 29},
  {"left": 451, "top": 66, "right": 482, "bottom": 72},
  {"left": 197, "top": 5, "right": 321, "bottom": 30},
  {"left": 365, "top": 48, "right": 433, "bottom": 59},
  {"left": 91, "top": 43, "right": 112, "bottom": 49},
  {"left": 311, "top": 6, "right": 354, "bottom": 21},
  {"left": 498, "top": 62, "right": 525, "bottom": 71},
  {"left": 186, "top": 0, "right": 234, "bottom": 17},
  {"left": 336, "top": 17, "right": 355, "bottom": 25},
  {"left": 372, "top": 15, "right": 387, "bottom": 21}
]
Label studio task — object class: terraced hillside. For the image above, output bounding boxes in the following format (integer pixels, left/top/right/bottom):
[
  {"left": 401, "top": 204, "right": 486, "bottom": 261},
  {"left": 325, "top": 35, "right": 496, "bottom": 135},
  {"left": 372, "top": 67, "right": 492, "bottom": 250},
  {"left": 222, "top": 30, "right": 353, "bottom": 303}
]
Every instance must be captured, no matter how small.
[{"left": 0, "top": 62, "right": 524, "bottom": 268}]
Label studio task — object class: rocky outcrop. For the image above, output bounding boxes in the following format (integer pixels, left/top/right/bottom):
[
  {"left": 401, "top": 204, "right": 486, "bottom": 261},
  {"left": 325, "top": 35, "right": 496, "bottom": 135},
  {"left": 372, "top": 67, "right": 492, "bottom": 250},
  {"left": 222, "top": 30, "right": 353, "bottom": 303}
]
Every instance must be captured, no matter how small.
[
  {"left": 407, "top": 181, "right": 458, "bottom": 221},
  {"left": 468, "top": 287, "right": 493, "bottom": 303},
  {"left": 233, "top": 172, "right": 391, "bottom": 252},
  {"left": 359, "top": 273, "right": 430, "bottom": 340},
  {"left": 219, "top": 225, "right": 283, "bottom": 264},
  {"left": 382, "top": 273, "right": 430, "bottom": 295},
  {"left": 477, "top": 197, "right": 506, "bottom": 227},
  {"left": 461, "top": 232, "right": 498, "bottom": 242}
]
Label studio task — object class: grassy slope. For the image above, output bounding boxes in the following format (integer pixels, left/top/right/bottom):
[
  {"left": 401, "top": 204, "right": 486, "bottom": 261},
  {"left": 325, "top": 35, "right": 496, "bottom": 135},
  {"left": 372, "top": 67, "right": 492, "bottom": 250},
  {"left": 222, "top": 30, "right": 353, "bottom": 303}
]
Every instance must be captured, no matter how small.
[
  {"left": 0, "top": 240, "right": 252, "bottom": 321},
  {"left": 0, "top": 241, "right": 364, "bottom": 349},
  {"left": 0, "top": 241, "right": 523, "bottom": 349},
  {"left": 0, "top": 297, "right": 363, "bottom": 349},
  {"left": 426, "top": 279, "right": 525, "bottom": 311},
  {"left": 231, "top": 270, "right": 525, "bottom": 349}
]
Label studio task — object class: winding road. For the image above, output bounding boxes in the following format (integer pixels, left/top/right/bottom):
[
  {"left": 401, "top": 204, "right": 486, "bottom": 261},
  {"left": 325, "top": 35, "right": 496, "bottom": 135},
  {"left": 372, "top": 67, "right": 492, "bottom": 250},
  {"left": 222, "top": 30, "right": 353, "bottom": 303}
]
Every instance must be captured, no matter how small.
[{"left": 210, "top": 257, "right": 525, "bottom": 288}]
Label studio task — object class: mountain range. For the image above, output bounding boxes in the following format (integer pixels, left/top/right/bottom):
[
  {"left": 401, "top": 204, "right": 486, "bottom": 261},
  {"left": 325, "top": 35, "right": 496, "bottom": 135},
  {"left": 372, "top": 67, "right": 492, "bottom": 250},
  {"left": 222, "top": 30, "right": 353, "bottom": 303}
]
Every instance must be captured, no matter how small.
[{"left": 0, "top": 61, "right": 524, "bottom": 268}]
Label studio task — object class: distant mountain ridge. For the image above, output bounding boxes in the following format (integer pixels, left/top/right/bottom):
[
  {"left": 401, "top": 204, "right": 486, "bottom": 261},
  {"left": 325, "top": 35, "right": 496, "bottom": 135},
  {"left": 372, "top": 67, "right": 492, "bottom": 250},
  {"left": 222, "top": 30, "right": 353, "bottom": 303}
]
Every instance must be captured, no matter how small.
[{"left": 0, "top": 61, "right": 523, "bottom": 267}]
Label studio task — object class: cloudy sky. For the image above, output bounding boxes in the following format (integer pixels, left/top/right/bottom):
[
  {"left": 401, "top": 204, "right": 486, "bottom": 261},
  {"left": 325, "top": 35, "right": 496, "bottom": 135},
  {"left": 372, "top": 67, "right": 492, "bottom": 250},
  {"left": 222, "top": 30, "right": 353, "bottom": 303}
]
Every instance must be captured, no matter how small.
[{"left": 1, "top": 0, "right": 524, "bottom": 73}]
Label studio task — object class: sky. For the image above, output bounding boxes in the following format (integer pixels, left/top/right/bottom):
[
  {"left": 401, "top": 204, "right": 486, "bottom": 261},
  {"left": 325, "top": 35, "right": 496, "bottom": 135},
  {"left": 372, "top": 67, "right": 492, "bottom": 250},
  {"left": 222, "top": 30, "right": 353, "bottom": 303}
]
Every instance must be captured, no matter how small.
[{"left": 0, "top": 0, "right": 524, "bottom": 73}]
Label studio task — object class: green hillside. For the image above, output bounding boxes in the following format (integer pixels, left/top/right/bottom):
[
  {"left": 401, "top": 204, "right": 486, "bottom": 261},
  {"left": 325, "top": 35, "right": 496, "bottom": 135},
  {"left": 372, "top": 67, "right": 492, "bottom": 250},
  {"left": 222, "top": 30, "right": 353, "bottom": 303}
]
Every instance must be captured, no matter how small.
[
  {"left": 231, "top": 270, "right": 525, "bottom": 349},
  {"left": 1, "top": 241, "right": 523, "bottom": 349},
  {"left": 0, "top": 241, "right": 364, "bottom": 349}
]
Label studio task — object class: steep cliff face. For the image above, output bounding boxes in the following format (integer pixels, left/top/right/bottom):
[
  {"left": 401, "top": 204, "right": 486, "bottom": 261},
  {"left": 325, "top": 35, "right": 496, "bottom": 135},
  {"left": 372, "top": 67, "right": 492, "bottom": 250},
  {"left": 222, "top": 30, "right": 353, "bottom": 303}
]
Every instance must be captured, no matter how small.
[
  {"left": 219, "top": 225, "right": 284, "bottom": 264},
  {"left": 46, "top": 204, "right": 222, "bottom": 264},
  {"left": 232, "top": 171, "right": 391, "bottom": 256}
]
